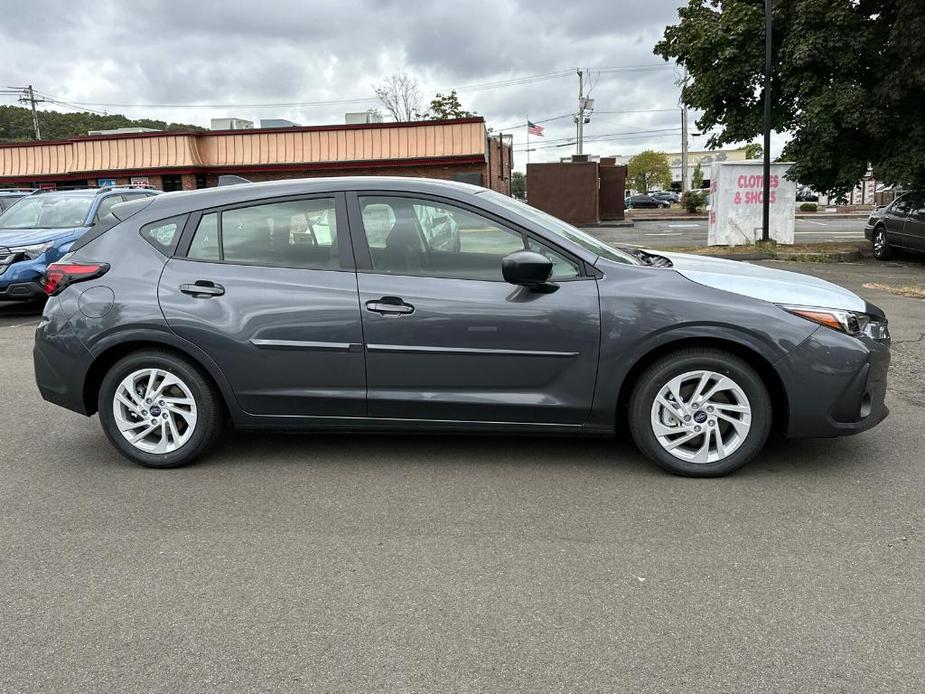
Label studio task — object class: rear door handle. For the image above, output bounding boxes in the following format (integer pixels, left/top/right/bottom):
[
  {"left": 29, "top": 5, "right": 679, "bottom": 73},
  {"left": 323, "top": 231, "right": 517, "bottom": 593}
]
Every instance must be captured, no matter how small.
[
  {"left": 365, "top": 297, "right": 414, "bottom": 316},
  {"left": 180, "top": 281, "right": 225, "bottom": 297}
]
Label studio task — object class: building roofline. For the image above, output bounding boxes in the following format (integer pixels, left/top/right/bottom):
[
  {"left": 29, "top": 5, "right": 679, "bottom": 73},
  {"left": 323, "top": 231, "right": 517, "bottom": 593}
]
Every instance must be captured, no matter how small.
[{"left": 0, "top": 117, "right": 487, "bottom": 149}]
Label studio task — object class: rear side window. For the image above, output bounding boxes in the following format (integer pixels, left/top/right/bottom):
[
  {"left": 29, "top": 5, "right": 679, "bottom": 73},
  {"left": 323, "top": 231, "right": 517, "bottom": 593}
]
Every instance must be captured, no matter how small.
[
  {"left": 185, "top": 198, "right": 341, "bottom": 270},
  {"left": 140, "top": 216, "right": 186, "bottom": 256}
]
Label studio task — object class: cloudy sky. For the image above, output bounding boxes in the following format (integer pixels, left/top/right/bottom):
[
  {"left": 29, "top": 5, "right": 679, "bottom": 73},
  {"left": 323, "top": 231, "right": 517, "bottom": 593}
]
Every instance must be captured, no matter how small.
[{"left": 1, "top": 0, "right": 769, "bottom": 168}]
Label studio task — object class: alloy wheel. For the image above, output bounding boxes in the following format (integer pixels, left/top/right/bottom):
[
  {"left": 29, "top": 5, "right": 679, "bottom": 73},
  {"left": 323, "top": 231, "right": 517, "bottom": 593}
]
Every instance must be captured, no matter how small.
[
  {"left": 650, "top": 369, "right": 752, "bottom": 464},
  {"left": 112, "top": 368, "right": 198, "bottom": 454},
  {"left": 874, "top": 229, "right": 886, "bottom": 257}
]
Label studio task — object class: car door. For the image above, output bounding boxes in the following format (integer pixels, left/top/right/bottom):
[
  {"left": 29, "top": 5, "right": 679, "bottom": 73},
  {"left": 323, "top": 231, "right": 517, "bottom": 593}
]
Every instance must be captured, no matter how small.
[
  {"left": 158, "top": 193, "right": 366, "bottom": 417},
  {"left": 901, "top": 193, "right": 925, "bottom": 251},
  {"left": 883, "top": 194, "right": 915, "bottom": 248},
  {"left": 347, "top": 192, "right": 601, "bottom": 425}
]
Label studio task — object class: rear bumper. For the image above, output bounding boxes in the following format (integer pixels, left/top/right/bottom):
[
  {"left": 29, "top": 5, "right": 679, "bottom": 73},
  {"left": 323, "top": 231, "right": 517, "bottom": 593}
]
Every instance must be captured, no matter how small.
[
  {"left": 0, "top": 280, "right": 44, "bottom": 301},
  {"left": 33, "top": 300, "right": 94, "bottom": 415},
  {"left": 777, "top": 327, "right": 890, "bottom": 438}
]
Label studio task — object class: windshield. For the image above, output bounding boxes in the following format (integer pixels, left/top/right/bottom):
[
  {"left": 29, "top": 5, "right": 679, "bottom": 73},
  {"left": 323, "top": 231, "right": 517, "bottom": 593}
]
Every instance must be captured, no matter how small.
[
  {"left": 0, "top": 195, "right": 93, "bottom": 230},
  {"left": 476, "top": 189, "right": 641, "bottom": 265}
]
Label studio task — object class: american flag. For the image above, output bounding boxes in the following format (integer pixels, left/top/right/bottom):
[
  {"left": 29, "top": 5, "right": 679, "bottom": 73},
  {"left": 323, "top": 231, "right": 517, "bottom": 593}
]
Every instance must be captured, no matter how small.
[{"left": 527, "top": 120, "right": 544, "bottom": 136}]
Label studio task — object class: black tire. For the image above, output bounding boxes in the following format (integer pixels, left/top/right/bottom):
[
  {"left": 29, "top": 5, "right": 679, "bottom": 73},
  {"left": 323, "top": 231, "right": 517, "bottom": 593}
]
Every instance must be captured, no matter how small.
[
  {"left": 98, "top": 349, "right": 225, "bottom": 468},
  {"left": 872, "top": 226, "right": 893, "bottom": 261},
  {"left": 628, "top": 348, "right": 772, "bottom": 477}
]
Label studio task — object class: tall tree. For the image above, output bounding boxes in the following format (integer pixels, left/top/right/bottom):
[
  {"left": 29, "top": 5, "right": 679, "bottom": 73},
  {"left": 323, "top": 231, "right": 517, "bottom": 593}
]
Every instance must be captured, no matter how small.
[
  {"left": 655, "top": 0, "right": 925, "bottom": 194},
  {"left": 0, "top": 104, "right": 203, "bottom": 142},
  {"left": 511, "top": 171, "right": 526, "bottom": 199},
  {"left": 744, "top": 143, "right": 763, "bottom": 160},
  {"left": 691, "top": 162, "right": 704, "bottom": 189},
  {"left": 627, "top": 150, "right": 672, "bottom": 192},
  {"left": 426, "top": 91, "right": 476, "bottom": 120},
  {"left": 374, "top": 73, "right": 424, "bottom": 122}
]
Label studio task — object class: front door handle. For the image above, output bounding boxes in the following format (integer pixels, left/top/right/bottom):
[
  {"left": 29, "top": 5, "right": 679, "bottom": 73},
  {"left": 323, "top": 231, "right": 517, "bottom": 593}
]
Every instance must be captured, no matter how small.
[
  {"left": 180, "top": 281, "right": 225, "bottom": 298},
  {"left": 365, "top": 296, "right": 414, "bottom": 316}
]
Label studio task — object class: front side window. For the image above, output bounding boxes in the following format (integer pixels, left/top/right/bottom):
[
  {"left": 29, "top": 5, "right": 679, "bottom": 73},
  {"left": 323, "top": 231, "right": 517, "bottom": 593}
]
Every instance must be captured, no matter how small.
[
  {"left": 892, "top": 194, "right": 916, "bottom": 215},
  {"left": 0, "top": 194, "right": 94, "bottom": 229},
  {"left": 475, "top": 189, "right": 642, "bottom": 266},
  {"left": 185, "top": 198, "right": 340, "bottom": 270},
  {"left": 358, "top": 195, "right": 580, "bottom": 281}
]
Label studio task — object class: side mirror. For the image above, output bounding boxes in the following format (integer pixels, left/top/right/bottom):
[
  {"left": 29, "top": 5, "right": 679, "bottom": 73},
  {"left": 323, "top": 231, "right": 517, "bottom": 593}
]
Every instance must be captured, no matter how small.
[{"left": 502, "top": 250, "right": 554, "bottom": 288}]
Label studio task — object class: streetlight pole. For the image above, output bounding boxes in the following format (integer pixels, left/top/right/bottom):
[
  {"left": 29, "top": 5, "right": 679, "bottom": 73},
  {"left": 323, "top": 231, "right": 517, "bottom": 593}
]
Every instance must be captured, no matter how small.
[{"left": 761, "top": 0, "right": 772, "bottom": 243}]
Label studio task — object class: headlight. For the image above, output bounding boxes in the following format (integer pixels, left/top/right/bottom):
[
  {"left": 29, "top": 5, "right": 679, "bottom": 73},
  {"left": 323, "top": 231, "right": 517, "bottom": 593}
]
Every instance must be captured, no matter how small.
[
  {"left": 10, "top": 242, "right": 53, "bottom": 259},
  {"left": 780, "top": 304, "right": 889, "bottom": 341}
]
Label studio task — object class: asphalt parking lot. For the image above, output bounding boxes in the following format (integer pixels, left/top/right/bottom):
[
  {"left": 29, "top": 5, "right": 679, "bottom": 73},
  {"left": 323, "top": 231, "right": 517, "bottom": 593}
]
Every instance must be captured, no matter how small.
[
  {"left": 583, "top": 215, "right": 868, "bottom": 249},
  {"left": 1, "top": 259, "right": 923, "bottom": 693}
]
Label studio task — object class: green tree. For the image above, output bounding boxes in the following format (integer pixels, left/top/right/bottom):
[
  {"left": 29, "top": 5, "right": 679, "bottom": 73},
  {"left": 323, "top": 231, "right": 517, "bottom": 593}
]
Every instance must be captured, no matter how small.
[
  {"left": 511, "top": 170, "right": 526, "bottom": 198},
  {"left": 691, "top": 161, "right": 704, "bottom": 189},
  {"left": 0, "top": 104, "right": 203, "bottom": 142},
  {"left": 426, "top": 90, "right": 476, "bottom": 120},
  {"left": 655, "top": 0, "right": 925, "bottom": 195},
  {"left": 627, "top": 150, "right": 672, "bottom": 192},
  {"left": 744, "top": 142, "right": 763, "bottom": 160}
]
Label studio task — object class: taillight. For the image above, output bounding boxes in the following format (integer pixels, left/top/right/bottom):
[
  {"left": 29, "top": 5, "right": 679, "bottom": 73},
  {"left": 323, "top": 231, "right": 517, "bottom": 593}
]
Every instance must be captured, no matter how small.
[{"left": 42, "top": 262, "right": 110, "bottom": 296}]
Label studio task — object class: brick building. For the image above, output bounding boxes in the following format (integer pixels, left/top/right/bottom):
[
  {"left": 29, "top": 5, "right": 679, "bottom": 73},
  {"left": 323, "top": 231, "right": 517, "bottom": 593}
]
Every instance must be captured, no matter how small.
[{"left": 0, "top": 117, "right": 512, "bottom": 193}]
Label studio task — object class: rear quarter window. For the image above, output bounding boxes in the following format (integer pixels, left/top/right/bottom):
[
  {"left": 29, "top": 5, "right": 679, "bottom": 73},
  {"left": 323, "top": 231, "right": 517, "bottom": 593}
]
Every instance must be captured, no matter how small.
[{"left": 140, "top": 216, "right": 188, "bottom": 256}]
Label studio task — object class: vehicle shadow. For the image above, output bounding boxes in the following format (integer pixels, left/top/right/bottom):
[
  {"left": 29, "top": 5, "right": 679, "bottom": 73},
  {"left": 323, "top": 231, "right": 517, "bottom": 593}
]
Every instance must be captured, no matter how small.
[
  {"left": 185, "top": 428, "right": 871, "bottom": 479},
  {"left": 0, "top": 299, "right": 45, "bottom": 326}
]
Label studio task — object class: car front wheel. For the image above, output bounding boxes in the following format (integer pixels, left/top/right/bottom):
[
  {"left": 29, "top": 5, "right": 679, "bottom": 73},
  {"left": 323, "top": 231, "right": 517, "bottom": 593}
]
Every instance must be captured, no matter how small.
[
  {"left": 629, "top": 348, "right": 772, "bottom": 477},
  {"left": 872, "top": 226, "right": 893, "bottom": 260},
  {"left": 98, "top": 350, "right": 225, "bottom": 468}
]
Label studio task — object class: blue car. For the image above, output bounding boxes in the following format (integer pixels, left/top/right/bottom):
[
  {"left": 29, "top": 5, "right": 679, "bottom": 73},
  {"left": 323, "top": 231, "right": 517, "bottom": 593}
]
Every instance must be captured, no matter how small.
[{"left": 0, "top": 187, "right": 159, "bottom": 301}]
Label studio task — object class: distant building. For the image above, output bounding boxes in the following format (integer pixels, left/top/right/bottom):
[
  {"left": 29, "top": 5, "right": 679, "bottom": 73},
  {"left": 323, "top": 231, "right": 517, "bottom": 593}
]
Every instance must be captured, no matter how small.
[
  {"left": 86, "top": 127, "right": 160, "bottom": 136},
  {"left": 0, "top": 117, "right": 512, "bottom": 194},
  {"left": 345, "top": 111, "right": 384, "bottom": 125},
  {"left": 209, "top": 117, "right": 253, "bottom": 130},
  {"left": 259, "top": 118, "right": 299, "bottom": 129}
]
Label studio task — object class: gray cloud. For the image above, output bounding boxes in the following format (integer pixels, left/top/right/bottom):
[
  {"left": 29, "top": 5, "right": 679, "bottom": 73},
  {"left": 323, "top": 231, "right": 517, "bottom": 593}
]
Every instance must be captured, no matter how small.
[{"left": 0, "top": 0, "right": 721, "bottom": 166}]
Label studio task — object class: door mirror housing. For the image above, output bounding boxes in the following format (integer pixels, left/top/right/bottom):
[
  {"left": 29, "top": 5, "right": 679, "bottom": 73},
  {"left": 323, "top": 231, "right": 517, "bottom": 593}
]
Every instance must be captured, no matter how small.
[{"left": 502, "top": 250, "right": 554, "bottom": 288}]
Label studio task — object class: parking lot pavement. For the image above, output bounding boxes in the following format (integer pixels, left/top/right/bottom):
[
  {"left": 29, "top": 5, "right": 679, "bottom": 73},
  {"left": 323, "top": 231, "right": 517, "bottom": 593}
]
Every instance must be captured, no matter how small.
[
  {"left": 585, "top": 217, "right": 868, "bottom": 248},
  {"left": 1, "top": 260, "right": 923, "bottom": 693}
]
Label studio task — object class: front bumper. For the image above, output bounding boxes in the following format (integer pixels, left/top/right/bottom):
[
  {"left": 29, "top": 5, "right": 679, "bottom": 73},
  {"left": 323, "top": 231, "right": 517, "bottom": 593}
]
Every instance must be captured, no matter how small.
[
  {"left": 0, "top": 279, "right": 44, "bottom": 301},
  {"left": 777, "top": 326, "right": 890, "bottom": 438},
  {"left": 863, "top": 223, "right": 876, "bottom": 241}
]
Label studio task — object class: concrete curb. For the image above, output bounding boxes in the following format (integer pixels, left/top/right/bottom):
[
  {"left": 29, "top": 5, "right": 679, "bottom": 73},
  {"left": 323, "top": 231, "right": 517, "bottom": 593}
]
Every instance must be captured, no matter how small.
[
  {"left": 670, "top": 249, "right": 863, "bottom": 263},
  {"left": 623, "top": 213, "right": 870, "bottom": 222}
]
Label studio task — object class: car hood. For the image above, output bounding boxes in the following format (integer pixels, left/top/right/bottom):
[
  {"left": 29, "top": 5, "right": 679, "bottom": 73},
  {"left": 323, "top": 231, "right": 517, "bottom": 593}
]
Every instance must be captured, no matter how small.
[
  {"left": 0, "top": 227, "right": 84, "bottom": 247},
  {"left": 652, "top": 250, "right": 866, "bottom": 312}
]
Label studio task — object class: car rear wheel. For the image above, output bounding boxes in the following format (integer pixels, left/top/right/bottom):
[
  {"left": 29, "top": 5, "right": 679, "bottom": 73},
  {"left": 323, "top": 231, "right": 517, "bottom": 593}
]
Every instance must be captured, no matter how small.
[
  {"left": 98, "top": 350, "right": 224, "bottom": 468},
  {"left": 872, "top": 226, "right": 893, "bottom": 260},
  {"left": 628, "top": 348, "right": 772, "bottom": 477}
]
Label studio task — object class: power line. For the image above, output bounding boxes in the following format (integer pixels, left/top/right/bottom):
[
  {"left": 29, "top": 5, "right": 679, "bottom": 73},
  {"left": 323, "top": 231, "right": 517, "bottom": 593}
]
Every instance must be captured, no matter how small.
[{"left": 14, "top": 64, "right": 675, "bottom": 111}]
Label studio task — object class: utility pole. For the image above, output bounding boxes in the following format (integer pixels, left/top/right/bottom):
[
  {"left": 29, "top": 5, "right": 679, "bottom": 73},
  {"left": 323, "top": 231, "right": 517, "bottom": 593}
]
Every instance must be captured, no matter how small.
[
  {"left": 576, "top": 69, "right": 584, "bottom": 156},
  {"left": 761, "top": 0, "right": 773, "bottom": 243},
  {"left": 23, "top": 85, "right": 42, "bottom": 140},
  {"left": 680, "top": 68, "right": 689, "bottom": 193}
]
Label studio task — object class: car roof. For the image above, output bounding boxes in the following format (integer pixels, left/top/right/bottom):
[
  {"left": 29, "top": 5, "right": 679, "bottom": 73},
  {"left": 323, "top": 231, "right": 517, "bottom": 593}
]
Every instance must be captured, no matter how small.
[{"left": 141, "top": 176, "right": 487, "bottom": 216}]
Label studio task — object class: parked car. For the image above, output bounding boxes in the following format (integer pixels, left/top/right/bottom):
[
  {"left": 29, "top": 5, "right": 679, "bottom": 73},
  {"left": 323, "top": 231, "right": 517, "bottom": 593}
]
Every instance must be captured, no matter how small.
[
  {"left": 865, "top": 191, "right": 925, "bottom": 260},
  {"left": 626, "top": 194, "right": 669, "bottom": 209},
  {"left": 796, "top": 185, "right": 819, "bottom": 202},
  {"left": 0, "top": 186, "right": 158, "bottom": 301},
  {"left": 34, "top": 177, "right": 890, "bottom": 476},
  {"left": 0, "top": 188, "right": 36, "bottom": 212},
  {"left": 649, "top": 191, "right": 680, "bottom": 205}
]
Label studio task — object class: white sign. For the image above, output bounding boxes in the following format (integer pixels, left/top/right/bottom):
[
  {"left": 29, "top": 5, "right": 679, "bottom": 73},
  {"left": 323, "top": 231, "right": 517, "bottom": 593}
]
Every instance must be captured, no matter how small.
[
  {"left": 130, "top": 176, "right": 150, "bottom": 186},
  {"left": 708, "top": 162, "right": 796, "bottom": 246}
]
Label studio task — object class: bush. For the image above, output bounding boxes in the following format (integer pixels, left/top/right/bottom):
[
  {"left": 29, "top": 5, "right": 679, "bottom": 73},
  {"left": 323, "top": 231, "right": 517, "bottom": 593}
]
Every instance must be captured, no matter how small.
[
  {"left": 683, "top": 190, "right": 706, "bottom": 213},
  {"left": 799, "top": 202, "right": 818, "bottom": 212}
]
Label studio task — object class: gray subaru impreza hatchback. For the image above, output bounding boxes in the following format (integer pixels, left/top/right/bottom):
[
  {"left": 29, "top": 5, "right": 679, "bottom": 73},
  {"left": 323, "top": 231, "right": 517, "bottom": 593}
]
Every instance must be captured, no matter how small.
[{"left": 34, "top": 177, "right": 890, "bottom": 476}]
